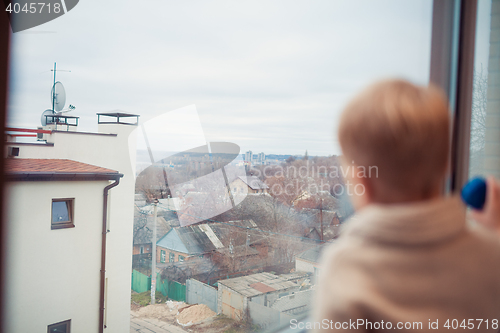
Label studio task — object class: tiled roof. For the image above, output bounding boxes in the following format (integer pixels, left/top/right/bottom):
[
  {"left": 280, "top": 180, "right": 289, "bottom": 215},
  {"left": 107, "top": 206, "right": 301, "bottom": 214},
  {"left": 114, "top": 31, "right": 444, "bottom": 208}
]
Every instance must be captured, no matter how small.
[
  {"left": 5, "top": 158, "right": 122, "bottom": 181},
  {"left": 6, "top": 158, "right": 118, "bottom": 174}
]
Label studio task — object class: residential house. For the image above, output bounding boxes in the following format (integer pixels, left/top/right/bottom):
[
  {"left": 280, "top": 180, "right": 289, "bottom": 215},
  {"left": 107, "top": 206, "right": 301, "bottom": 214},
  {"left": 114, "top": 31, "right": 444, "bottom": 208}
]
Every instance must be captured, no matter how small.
[
  {"left": 300, "top": 209, "right": 341, "bottom": 241},
  {"left": 156, "top": 220, "right": 267, "bottom": 264},
  {"left": 4, "top": 112, "right": 138, "bottom": 333},
  {"left": 133, "top": 215, "right": 171, "bottom": 255},
  {"left": 229, "top": 176, "right": 269, "bottom": 194},
  {"left": 292, "top": 190, "right": 311, "bottom": 206},
  {"left": 295, "top": 243, "right": 330, "bottom": 280},
  {"left": 217, "top": 272, "right": 308, "bottom": 321}
]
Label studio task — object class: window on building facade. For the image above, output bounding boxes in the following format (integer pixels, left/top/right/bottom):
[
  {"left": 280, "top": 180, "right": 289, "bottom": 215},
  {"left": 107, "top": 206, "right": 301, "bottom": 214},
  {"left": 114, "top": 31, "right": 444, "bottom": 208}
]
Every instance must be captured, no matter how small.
[
  {"left": 51, "top": 199, "right": 74, "bottom": 230},
  {"left": 169, "top": 252, "right": 174, "bottom": 262},
  {"left": 160, "top": 250, "right": 166, "bottom": 263},
  {"left": 178, "top": 255, "right": 185, "bottom": 262},
  {"left": 140, "top": 246, "right": 144, "bottom": 254},
  {"left": 47, "top": 319, "right": 71, "bottom": 333}
]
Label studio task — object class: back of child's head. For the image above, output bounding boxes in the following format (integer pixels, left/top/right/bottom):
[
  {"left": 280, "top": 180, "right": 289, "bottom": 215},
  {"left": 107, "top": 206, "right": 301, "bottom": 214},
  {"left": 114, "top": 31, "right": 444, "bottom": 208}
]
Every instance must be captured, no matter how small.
[{"left": 338, "top": 79, "right": 450, "bottom": 200}]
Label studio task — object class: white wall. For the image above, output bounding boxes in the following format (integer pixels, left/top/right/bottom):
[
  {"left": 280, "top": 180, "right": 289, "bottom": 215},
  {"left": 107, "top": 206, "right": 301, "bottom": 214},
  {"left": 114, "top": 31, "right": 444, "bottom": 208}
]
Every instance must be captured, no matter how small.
[
  {"left": 295, "top": 258, "right": 315, "bottom": 274},
  {"left": 4, "top": 181, "right": 108, "bottom": 332},
  {"left": 6, "top": 122, "right": 138, "bottom": 332}
]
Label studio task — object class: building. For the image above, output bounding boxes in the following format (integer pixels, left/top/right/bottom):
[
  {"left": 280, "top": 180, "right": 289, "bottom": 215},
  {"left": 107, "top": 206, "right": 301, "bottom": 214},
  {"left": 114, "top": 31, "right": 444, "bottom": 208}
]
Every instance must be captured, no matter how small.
[
  {"left": 229, "top": 176, "right": 269, "bottom": 194},
  {"left": 133, "top": 215, "right": 171, "bottom": 255},
  {"left": 4, "top": 112, "right": 138, "bottom": 333},
  {"left": 156, "top": 220, "right": 266, "bottom": 264},
  {"left": 216, "top": 272, "right": 308, "bottom": 321},
  {"left": 257, "top": 152, "right": 265, "bottom": 165},
  {"left": 245, "top": 150, "right": 253, "bottom": 163},
  {"left": 295, "top": 243, "right": 330, "bottom": 280}
]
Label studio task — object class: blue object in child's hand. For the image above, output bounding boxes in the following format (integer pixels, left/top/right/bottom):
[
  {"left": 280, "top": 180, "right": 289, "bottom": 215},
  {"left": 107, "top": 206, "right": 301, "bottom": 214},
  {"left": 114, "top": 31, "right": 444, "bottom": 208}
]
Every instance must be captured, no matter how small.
[{"left": 461, "top": 177, "right": 487, "bottom": 210}]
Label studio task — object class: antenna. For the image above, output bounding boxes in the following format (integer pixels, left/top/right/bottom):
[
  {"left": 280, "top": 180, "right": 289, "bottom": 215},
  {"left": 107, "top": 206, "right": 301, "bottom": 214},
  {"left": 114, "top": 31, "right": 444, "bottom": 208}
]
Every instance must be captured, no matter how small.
[
  {"left": 40, "top": 62, "right": 76, "bottom": 127},
  {"left": 50, "top": 62, "right": 71, "bottom": 113},
  {"left": 51, "top": 81, "right": 66, "bottom": 112}
]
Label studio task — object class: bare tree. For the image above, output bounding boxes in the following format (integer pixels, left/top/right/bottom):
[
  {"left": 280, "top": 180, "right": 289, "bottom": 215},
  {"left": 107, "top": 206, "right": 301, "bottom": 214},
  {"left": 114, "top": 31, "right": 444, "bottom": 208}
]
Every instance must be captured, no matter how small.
[{"left": 470, "top": 66, "right": 488, "bottom": 176}]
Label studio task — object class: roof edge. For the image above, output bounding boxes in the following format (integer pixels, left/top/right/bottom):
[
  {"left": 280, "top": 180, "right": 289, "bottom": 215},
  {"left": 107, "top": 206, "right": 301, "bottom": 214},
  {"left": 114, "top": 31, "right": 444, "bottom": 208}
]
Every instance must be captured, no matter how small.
[{"left": 6, "top": 172, "right": 124, "bottom": 182}]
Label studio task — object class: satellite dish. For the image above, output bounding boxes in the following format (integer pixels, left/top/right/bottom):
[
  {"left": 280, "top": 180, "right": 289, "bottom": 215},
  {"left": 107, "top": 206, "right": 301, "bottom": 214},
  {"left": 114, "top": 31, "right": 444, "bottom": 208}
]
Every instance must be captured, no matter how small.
[
  {"left": 41, "top": 109, "right": 55, "bottom": 126},
  {"left": 51, "top": 81, "right": 66, "bottom": 112}
]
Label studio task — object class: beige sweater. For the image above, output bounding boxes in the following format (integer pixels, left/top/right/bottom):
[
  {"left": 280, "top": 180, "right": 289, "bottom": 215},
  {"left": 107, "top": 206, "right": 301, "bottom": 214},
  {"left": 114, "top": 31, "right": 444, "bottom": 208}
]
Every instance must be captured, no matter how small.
[{"left": 313, "top": 196, "right": 500, "bottom": 332}]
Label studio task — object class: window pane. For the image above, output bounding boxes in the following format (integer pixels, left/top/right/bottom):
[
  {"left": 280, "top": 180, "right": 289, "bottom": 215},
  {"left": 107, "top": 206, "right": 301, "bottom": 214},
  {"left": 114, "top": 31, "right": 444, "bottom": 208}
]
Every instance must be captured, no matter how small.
[
  {"left": 6, "top": 0, "right": 435, "bottom": 331},
  {"left": 48, "top": 320, "right": 69, "bottom": 333},
  {"left": 469, "top": 0, "right": 499, "bottom": 179},
  {"left": 52, "top": 201, "right": 69, "bottom": 223}
]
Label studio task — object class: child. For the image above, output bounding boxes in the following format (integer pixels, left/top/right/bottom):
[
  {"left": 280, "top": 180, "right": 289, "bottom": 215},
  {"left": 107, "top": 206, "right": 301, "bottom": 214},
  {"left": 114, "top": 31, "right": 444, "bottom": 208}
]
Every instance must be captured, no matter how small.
[{"left": 313, "top": 80, "right": 500, "bottom": 331}]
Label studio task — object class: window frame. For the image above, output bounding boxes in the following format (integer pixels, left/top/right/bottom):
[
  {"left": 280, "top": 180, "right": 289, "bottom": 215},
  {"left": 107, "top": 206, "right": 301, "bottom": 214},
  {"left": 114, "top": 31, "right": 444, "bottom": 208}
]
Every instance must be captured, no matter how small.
[
  {"left": 430, "top": 0, "right": 478, "bottom": 193},
  {"left": 160, "top": 250, "right": 166, "bottom": 263},
  {"left": 47, "top": 319, "right": 71, "bottom": 333},
  {"left": 51, "top": 198, "right": 75, "bottom": 230}
]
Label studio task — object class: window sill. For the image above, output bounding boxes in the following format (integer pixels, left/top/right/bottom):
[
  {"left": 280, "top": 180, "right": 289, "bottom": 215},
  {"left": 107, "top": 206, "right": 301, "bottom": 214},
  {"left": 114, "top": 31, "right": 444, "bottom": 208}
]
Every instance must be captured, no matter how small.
[{"left": 51, "top": 222, "right": 75, "bottom": 230}]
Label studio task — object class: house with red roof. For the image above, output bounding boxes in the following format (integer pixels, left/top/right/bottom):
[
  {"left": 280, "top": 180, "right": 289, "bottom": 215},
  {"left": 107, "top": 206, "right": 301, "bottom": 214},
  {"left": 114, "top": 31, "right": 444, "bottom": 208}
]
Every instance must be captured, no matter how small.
[{"left": 4, "top": 112, "right": 138, "bottom": 333}]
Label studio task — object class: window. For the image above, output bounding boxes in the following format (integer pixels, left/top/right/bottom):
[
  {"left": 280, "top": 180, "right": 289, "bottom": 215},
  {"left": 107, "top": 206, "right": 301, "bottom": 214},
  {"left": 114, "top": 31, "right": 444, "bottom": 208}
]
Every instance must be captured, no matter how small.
[
  {"left": 160, "top": 250, "right": 166, "bottom": 263},
  {"left": 178, "top": 255, "right": 185, "bottom": 262},
  {"left": 51, "top": 199, "right": 74, "bottom": 230},
  {"left": 169, "top": 252, "right": 174, "bottom": 262},
  {"left": 47, "top": 319, "right": 70, "bottom": 333},
  {"left": 140, "top": 246, "right": 144, "bottom": 254},
  {"left": 468, "top": 0, "right": 499, "bottom": 181}
]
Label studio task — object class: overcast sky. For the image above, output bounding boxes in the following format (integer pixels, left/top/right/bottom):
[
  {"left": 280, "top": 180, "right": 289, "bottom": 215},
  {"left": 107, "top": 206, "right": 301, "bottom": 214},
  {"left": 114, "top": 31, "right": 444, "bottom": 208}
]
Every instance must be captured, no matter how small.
[{"left": 6, "top": 0, "right": 492, "bottom": 156}]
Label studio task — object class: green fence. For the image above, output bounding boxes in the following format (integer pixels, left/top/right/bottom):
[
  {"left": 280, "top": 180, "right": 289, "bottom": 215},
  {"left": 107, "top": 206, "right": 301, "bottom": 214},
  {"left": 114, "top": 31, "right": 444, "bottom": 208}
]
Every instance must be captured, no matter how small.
[
  {"left": 157, "top": 278, "right": 186, "bottom": 302},
  {"left": 131, "top": 269, "right": 151, "bottom": 293},
  {"left": 131, "top": 270, "right": 186, "bottom": 302}
]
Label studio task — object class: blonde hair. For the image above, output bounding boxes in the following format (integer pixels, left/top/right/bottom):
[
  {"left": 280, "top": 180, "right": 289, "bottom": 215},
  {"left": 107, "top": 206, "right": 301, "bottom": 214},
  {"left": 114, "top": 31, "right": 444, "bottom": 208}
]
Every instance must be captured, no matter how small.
[{"left": 338, "top": 79, "right": 450, "bottom": 196}]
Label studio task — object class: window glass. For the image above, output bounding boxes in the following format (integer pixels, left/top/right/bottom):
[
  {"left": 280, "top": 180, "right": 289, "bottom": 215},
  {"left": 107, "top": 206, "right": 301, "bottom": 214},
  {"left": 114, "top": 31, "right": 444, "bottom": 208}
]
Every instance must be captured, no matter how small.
[
  {"left": 469, "top": 0, "right": 498, "bottom": 180},
  {"left": 51, "top": 199, "right": 74, "bottom": 229},
  {"left": 51, "top": 201, "right": 69, "bottom": 223},
  {"left": 47, "top": 319, "right": 70, "bottom": 333},
  {"left": 6, "top": 0, "right": 434, "bottom": 332}
]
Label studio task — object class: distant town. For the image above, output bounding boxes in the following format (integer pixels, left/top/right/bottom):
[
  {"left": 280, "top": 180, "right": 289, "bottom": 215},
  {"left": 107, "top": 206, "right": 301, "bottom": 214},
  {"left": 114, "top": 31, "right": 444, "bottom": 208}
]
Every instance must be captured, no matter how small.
[{"left": 132, "top": 145, "right": 353, "bottom": 330}]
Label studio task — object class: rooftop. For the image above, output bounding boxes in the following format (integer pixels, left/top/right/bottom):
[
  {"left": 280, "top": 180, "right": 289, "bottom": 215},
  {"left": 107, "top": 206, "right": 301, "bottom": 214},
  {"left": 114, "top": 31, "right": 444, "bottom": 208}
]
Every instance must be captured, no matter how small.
[
  {"left": 96, "top": 112, "right": 140, "bottom": 118},
  {"left": 97, "top": 111, "right": 140, "bottom": 126},
  {"left": 295, "top": 243, "right": 331, "bottom": 264},
  {"left": 236, "top": 176, "right": 269, "bottom": 190},
  {"left": 5, "top": 158, "right": 122, "bottom": 181},
  {"left": 217, "top": 272, "right": 298, "bottom": 297},
  {"left": 156, "top": 220, "right": 266, "bottom": 255}
]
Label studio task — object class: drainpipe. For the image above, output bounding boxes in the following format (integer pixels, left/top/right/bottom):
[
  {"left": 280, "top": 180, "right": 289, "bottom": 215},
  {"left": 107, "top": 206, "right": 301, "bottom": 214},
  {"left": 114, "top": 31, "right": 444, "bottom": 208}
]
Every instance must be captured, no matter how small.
[{"left": 99, "top": 177, "right": 121, "bottom": 333}]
